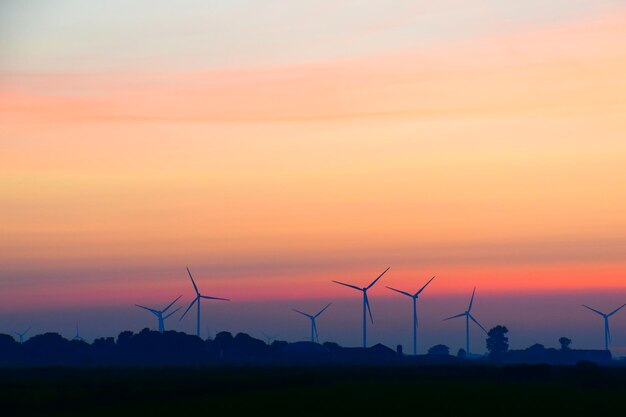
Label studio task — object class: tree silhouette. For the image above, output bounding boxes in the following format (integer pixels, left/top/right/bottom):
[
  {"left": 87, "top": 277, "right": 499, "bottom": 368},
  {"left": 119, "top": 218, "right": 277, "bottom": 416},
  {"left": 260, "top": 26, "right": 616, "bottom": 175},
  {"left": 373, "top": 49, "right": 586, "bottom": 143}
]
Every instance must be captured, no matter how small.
[
  {"left": 322, "top": 341, "right": 340, "bottom": 351},
  {"left": 486, "top": 325, "right": 509, "bottom": 359},
  {"left": 0, "top": 334, "right": 19, "bottom": 364},
  {"left": 116, "top": 330, "right": 134, "bottom": 346},
  {"left": 457, "top": 348, "right": 467, "bottom": 359},
  {"left": 559, "top": 337, "right": 572, "bottom": 350},
  {"left": 428, "top": 344, "right": 450, "bottom": 356}
]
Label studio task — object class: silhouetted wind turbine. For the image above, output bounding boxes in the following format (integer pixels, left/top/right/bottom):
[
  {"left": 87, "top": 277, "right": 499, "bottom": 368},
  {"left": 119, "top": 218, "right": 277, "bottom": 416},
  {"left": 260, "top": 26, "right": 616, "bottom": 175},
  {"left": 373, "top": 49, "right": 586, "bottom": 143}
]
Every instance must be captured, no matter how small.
[
  {"left": 180, "top": 267, "right": 229, "bottom": 337},
  {"left": 293, "top": 302, "right": 332, "bottom": 343},
  {"left": 73, "top": 323, "right": 84, "bottom": 342},
  {"left": 13, "top": 327, "right": 31, "bottom": 344},
  {"left": 135, "top": 295, "right": 182, "bottom": 333},
  {"left": 333, "top": 267, "right": 390, "bottom": 348},
  {"left": 262, "top": 333, "right": 278, "bottom": 345},
  {"left": 387, "top": 276, "right": 435, "bottom": 355},
  {"left": 444, "top": 287, "right": 487, "bottom": 355},
  {"left": 582, "top": 303, "right": 626, "bottom": 351}
]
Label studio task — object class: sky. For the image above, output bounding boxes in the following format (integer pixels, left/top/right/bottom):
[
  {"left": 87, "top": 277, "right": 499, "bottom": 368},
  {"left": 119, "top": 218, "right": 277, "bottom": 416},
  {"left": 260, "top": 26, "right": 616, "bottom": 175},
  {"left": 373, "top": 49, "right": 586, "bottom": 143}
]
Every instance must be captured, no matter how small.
[{"left": 1, "top": 0, "right": 626, "bottom": 354}]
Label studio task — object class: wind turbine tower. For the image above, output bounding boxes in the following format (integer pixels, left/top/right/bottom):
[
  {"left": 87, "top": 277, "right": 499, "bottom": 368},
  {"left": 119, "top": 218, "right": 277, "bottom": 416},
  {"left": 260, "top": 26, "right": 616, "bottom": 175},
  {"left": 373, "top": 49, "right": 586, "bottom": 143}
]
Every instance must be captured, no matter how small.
[
  {"left": 73, "top": 323, "right": 84, "bottom": 342},
  {"left": 13, "top": 327, "right": 31, "bottom": 344},
  {"left": 180, "top": 267, "right": 230, "bottom": 337},
  {"left": 582, "top": 303, "right": 626, "bottom": 351},
  {"left": 387, "top": 276, "right": 435, "bottom": 355},
  {"left": 293, "top": 303, "right": 332, "bottom": 342},
  {"left": 444, "top": 287, "right": 487, "bottom": 355},
  {"left": 333, "top": 267, "right": 390, "bottom": 348},
  {"left": 135, "top": 295, "right": 182, "bottom": 333}
]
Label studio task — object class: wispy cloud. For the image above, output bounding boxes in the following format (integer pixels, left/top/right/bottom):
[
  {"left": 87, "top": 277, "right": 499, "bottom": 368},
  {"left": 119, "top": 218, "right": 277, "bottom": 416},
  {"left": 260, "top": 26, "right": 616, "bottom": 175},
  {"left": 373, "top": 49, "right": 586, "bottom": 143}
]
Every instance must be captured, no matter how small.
[{"left": 2, "top": 8, "right": 625, "bottom": 124}]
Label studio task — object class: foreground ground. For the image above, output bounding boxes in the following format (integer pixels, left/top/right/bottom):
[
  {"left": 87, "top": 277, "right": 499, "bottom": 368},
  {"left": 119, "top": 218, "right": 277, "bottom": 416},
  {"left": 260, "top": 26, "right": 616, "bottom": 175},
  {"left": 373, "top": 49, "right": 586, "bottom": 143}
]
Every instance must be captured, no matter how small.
[{"left": 2, "top": 364, "right": 625, "bottom": 416}]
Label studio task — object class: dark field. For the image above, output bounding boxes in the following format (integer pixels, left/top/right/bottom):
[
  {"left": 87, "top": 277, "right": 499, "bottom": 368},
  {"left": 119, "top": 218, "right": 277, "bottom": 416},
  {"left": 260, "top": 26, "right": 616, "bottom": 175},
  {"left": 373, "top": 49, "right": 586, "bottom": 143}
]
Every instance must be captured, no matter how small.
[{"left": 2, "top": 364, "right": 625, "bottom": 416}]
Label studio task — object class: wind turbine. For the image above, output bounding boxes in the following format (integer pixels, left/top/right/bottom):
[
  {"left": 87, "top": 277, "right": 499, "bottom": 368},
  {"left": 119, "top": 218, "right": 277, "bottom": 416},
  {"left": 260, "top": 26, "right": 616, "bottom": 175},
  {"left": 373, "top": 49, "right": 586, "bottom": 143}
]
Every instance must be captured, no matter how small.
[
  {"left": 262, "top": 333, "right": 278, "bottom": 345},
  {"left": 180, "top": 267, "right": 229, "bottom": 337},
  {"left": 135, "top": 295, "right": 182, "bottom": 333},
  {"left": 582, "top": 303, "right": 626, "bottom": 351},
  {"left": 333, "top": 267, "right": 390, "bottom": 348},
  {"left": 387, "top": 276, "right": 435, "bottom": 355},
  {"left": 293, "top": 302, "right": 332, "bottom": 343},
  {"left": 13, "top": 327, "right": 31, "bottom": 344},
  {"left": 444, "top": 287, "right": 487, "bottom": 355},
  {"left": 73, "top": 323, "right": 84, "bottom": 342}
]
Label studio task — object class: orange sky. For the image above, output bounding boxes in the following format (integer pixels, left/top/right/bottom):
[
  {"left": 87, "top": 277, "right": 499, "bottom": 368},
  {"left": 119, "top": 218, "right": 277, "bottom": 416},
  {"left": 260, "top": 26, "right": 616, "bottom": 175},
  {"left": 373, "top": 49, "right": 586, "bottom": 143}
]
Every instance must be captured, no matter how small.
[{"left": 1, "top": 3, "right": 626, "bottom": 315}]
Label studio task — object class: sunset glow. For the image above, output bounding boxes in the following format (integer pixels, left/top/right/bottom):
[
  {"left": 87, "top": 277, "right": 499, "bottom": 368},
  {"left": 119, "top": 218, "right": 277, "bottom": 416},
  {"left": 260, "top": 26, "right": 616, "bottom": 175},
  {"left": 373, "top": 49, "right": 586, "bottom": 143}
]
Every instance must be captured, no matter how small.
[{"left": 1, "top": 0, "right": 625, "bottom": 350}]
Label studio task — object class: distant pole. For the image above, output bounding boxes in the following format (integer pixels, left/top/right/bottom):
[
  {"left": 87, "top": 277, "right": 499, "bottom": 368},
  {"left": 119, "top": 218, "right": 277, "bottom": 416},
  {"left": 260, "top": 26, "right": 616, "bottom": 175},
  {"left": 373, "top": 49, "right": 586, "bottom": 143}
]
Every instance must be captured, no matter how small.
[
  {"left": 465, "top": 314, "right": 470, "bottom": 354},
  {"left": 197, "top": 298, "right": 201, "bottom": 337},
  {"left": 412, "top": 297, "right": 417, "bottom": 355},
  {"left": 604, "top": 317, "right": 609, "bottom": 351},
  {"left": 363, "top": 292, "right": 367, "bottom": 348}
]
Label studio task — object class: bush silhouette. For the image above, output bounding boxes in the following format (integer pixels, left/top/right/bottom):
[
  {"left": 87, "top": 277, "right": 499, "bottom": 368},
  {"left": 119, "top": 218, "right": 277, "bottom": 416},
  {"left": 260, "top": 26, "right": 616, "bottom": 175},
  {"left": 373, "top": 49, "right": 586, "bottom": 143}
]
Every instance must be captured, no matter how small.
[{"left": 428, "top": 344, "right": 450, "bottom": 356}]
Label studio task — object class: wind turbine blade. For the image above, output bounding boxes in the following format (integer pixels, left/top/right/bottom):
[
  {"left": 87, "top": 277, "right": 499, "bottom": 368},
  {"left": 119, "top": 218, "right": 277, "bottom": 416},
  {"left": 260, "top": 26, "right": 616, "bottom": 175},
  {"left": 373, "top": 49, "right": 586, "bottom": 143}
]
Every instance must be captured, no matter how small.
[
  {"left": 366, "top": 267, "right": 390, "bottom": 290},
  {"left": 24, "top": 327, "right": 31, "bottom": 336},
  {"left": 314, "top": 302, "right": 332, "bottom": 318},
  {"left": 186, "top": 266, "right": 200, "bottom": 295},
  {"left": 386, "top": 286, "right": 413, "bottom": 298},
  {"left": 608, "top": 303, "right": 626, "bottom": 317},
  {"left": 179, "top": 297, "right": 198, "bottom": 321},
  {"left": 607, "top": 320, "right": 611, "bottom": 344},
  {"left": 582, "top": 305, "right": 605, "bottom": 316},
  {"left": 313, "top": 320, "right": 318, "bottom": 342},
  {"left": 162, "top": 295, "right": 183, "bottom": 313},
  {"left": 135, "top": 304, "right": 159, "bottom": 314},
  {"left": 332, "top": 280, "right": 363, "bottom": 291},
  {"left": 443, "top": 312, "right": 466, "bottom": 321},
  {"left": 469, "top": 314, "right": 488, "bottom": 333},
  {"left": 415, "top": 276, "right": 436, "bottom": 296},
  {"left": 293, "top": 309, "right": 313, "bottom": 318},
  {"left": 468, "top": 287, "right": 476, "bottom": 311},
  {"left": 365, "top": 293, "right": 374, "bottom": 323},
  {"left": 163, "top": 306, "right": 182, "bottom": 320},
  {"left": 200, "top": 295, "right": 230, "bottom": 301}
]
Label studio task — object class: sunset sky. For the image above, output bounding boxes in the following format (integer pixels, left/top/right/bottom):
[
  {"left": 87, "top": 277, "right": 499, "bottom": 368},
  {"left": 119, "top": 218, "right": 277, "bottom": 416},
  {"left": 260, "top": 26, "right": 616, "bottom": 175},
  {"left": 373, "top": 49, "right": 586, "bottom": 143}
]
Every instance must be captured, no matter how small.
[{"left": 1, "top": 0, "right": 625, "bottom": 353}]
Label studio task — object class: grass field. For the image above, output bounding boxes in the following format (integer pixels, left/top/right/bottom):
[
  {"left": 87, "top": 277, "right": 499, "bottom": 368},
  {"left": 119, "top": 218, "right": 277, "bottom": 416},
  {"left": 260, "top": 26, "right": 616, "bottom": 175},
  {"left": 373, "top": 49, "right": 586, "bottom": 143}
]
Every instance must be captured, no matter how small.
[{"left": 2, "top": 364, "right": 625, "bottom": 416}]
